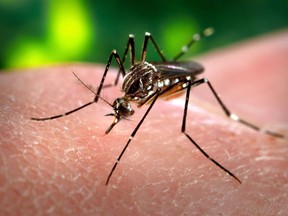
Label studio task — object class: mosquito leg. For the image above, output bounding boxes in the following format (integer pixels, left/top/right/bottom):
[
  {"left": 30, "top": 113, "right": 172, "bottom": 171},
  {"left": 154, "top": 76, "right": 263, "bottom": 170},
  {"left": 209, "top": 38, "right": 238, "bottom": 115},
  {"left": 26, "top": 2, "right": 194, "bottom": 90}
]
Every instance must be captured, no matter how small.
[
  {"left": 103, "top": 34, "right": 136, "bottom": 89},
  {"left": 141, "top": 32, "right": 167, "bottom": 62},
  {"left": 192, "top": 78, "right": 285, "bottom": 139},
  {"left": 140, "top": 28, "right": 214, "bottom": 63},
  {"left": 116, "top": 34, "right": 135, "bottom": 85},
  {"left": 172, "top": 28, "right": 214, "bottom": 61},
  {"left": 106, "top": 90, "right": 160, "bottom": 185},
  {"left": 30, "top": 76, "right": 96, "bottom": 121},
  {"left": 30, "top": 101, "right": 95, "bottom": 121},
  {"left": 123, "top": 34, "right": 136, "bottom": 69},
  {"left": 31, "top": 51, "right": 125, "bottom": 121},
  {"left": 94, "top": 50, "right": 125, "bottom": 102},
  {"left": 182, "top": 80, "right": 242, "bottom": 184}
]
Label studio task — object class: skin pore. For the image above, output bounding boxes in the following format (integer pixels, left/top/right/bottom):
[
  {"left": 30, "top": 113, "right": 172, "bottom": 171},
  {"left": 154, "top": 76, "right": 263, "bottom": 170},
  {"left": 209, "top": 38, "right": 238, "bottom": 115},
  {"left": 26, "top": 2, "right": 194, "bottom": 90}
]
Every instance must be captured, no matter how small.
[{"left": 0, "top": 30, "right": 287, "bottom": 215}]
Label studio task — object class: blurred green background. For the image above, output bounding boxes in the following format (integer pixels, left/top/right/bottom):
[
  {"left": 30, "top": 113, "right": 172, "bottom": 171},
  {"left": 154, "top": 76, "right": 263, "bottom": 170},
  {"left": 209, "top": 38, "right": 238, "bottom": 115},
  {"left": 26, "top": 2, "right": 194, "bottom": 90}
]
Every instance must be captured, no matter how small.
[{"left": 0, "top": 0, "right": 287, "bottom": 71}]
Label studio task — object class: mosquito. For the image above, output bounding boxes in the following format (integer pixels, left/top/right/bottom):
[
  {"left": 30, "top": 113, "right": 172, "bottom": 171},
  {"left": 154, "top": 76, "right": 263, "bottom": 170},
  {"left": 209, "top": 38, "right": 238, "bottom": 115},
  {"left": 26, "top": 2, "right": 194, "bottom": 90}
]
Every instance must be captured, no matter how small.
[{"left": 31, "top": 28, "right": 285, "bottom": 185}]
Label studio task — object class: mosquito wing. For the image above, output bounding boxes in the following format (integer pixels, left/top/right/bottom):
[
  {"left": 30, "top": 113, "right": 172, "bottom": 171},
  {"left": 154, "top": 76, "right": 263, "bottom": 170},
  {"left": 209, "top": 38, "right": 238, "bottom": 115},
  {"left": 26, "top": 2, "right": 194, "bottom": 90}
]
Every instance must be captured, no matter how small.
[
  {"left": 138, "top": 61, "right": 204, "bottom": 104},
  {"left": 153, "top": 61, "right": 204, "bottom": 80}
]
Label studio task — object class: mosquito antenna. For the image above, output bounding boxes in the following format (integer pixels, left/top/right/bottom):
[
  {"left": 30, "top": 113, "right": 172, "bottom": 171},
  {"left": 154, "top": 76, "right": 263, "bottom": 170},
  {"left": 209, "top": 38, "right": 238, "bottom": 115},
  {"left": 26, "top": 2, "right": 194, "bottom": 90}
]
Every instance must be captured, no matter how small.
[
  {"left": 173, "top": 27, "right": 214, "bottom": 61},
  {"left": 72, "top": 71, "right": 113, "bottom": 107}
]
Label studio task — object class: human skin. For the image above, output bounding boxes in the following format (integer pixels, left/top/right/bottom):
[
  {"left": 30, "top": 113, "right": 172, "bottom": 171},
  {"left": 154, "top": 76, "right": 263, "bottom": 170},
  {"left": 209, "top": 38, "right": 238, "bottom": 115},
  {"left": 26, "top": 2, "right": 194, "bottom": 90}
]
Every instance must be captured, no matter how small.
[{"left": 0, "top": 30, "right": 287, "bottom": 215}]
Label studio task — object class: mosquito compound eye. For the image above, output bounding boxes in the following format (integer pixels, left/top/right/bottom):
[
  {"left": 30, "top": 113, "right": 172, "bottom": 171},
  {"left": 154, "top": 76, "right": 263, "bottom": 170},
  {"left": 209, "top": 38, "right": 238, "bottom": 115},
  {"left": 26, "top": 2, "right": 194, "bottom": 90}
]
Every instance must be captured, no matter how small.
[
  {"left": 118, "top": 103, "right": 134, "bottom": 117},
  {"left": 113, "top": 97, "right": 134, "bottom": 117}
]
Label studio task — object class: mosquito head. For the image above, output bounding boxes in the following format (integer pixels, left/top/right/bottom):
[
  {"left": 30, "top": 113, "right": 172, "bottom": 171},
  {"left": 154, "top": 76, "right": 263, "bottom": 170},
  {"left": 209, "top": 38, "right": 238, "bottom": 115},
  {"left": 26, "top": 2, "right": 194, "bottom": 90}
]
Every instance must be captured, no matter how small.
[
  {"left": 112, "top": 97, "right": 135, "bottom": 117},
  {"left": 105, "top": 96, "right": 134, "bottom": 134}
]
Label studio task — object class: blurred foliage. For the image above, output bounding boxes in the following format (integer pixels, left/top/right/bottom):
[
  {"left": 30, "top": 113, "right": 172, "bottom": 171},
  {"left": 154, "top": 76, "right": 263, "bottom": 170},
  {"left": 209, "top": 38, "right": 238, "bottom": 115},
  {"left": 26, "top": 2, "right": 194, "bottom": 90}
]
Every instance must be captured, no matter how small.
[{"left": 0, "top": 0, "right": 287, "bottom": 71}]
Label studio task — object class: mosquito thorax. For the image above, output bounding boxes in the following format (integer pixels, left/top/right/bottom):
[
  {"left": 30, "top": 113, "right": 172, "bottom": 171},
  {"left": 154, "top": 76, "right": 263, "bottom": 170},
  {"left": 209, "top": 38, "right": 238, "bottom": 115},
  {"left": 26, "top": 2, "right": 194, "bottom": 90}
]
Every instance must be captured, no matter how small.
[{"left": 122, "top": 62, "right": 159, "bottom": 103}]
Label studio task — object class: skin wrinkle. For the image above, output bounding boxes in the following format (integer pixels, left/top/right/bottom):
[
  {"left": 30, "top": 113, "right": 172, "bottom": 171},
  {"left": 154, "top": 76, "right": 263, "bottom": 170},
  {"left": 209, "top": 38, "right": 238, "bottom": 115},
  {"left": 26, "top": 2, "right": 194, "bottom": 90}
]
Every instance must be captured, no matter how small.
[{"left": 0, "top": 31, "right": 288, "bottom": 215}]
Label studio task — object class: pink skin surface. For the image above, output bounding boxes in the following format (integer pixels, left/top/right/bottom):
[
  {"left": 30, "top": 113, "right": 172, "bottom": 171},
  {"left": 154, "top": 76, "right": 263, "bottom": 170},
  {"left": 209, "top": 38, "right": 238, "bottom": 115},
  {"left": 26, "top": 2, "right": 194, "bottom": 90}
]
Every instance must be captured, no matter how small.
[{"left": 0, "top": 30, "right": 288, "bottom": 215}]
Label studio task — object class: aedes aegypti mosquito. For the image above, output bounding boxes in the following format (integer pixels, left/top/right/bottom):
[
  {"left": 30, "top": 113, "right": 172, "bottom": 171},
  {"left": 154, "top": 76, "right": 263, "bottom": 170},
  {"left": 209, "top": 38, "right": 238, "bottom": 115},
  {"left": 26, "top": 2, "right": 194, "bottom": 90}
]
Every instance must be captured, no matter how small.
[{"left": 31, "top": 28, "right": 286, "bottom": 185}]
